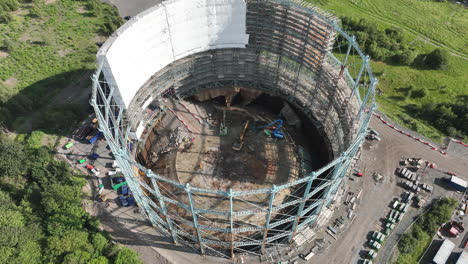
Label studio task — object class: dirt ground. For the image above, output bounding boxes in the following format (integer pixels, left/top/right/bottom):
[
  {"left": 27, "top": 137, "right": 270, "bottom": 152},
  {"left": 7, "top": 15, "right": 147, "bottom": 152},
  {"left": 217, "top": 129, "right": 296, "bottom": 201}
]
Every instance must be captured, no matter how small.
[
  {"left": 166, "top": 102, "right": 301, "bottom": 190},
  {"left": 142, "top": 99, "right": 305, "bottom": 238},
  {"left": 309, "top": 117, "right": 468, "bottom": 264}
]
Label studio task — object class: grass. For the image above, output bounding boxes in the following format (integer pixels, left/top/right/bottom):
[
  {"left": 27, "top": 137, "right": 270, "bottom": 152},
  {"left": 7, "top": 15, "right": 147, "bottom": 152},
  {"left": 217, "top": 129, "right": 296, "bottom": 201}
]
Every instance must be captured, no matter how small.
[
  {"left": 372, "top": 52, "right": 468, "bottom": 141},
  {"left": 0, "top": 0, "right": 118, "bottom": 134},
  {"left": 310, "top": 0, "right": 468, "bottom": 56},
  {"left": 315, "top": 0, "right": 468, "bottom": 142}
]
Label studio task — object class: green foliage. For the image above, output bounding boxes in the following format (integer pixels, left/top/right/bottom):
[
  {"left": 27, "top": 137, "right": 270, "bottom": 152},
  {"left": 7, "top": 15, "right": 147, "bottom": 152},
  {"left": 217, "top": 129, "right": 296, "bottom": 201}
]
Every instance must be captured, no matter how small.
[
  {"left": 339, "top": 17, "right": 415, "bottom": 64},
  {"left": 91, "top": 233, "right": 109, "bottom": 256},
  {"left": 100, "top": 7, "right": 124, "bottom": 36},
  {"left": 0, "top": 134, "right": 143, "bottom": 263},
  {"left": 414, "top": 49, "right": 450, "bottom": 70},
  {"left": 392, "top": 49, "right": 417, "bottom": 65},
  {"left": 63, "top": 250, "right": 92, "bottom": 264},
  {"left": 0, "top": 136, "right": 25, "bottom": 181},
  {"left": 88, "top": 256, "right": 110, "bottom": 264},
  {"left": 114, "top": 248, "right": 144, "bottom": 264},
  {"left": 410, "top": 88, "right": 427, "bottom": 99},
  {"left": 313, "top": 0, "right": 468, "bottom": 142},
  {"left": 398, "top": 233, "right": 416, "bottom": 254},
  {"left": 411, "top": 96, "right": 468, "bottom": 138},
  {"left": 25, "top": 130, "right": 45, "bottom": 148},
  {"left": 0, "top": 0, "right": 121, "bottom": 133},
  {"left": 0, "top": 11, "right": 13, "bottom": 23},
  {"left": 0, "top": 0, "right": 19, "bottom": 13},
  {"left": 39, "top": 103, "right": 87, "bottom": 134},
  {"left": 397, "top": 198, "right": 457, "bottom": 263}
]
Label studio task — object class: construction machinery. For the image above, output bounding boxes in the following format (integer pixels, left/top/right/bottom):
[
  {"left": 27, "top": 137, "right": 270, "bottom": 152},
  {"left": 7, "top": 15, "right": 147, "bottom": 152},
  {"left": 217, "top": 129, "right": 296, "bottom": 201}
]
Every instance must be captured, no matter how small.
[
  {"left": 232, "top": 120, "right": 250, "bottom": 151},
  {"left": 219, "top": 109, "right": 228, "bottom": 136},
  {"left": 256, "top": 119, "right": 285, "bottom": 139},
  {"left": 98, "top": 192, "right": 109, "bottom": 202}
]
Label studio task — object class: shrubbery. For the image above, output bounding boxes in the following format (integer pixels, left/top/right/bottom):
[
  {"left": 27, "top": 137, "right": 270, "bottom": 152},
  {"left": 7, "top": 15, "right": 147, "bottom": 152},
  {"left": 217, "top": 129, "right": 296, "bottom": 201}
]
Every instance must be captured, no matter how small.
[
  {"left": 409, "top": 96, "right": 468, "bottom": 138},
  {"left": 339, "top": 16, "right": 417, "bottom": 64},
  {"left": 0, "top": 134, "right": 143, "bottom": 264},
  {"left": 339, "top": 17, "right": 451, "bottom": 71},
  {"left": 397, "top": 198, "right": 457, "bottom": 262},
  {"left": 414, "top": 49, "right": 450, "bottom": 70}
]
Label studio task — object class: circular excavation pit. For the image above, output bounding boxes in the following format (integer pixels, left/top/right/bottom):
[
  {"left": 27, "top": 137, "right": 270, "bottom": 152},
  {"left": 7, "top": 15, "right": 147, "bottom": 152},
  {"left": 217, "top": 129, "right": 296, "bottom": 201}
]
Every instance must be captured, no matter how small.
[
  {"left": 137, "top": 94, "right": 334, "bottom": 255},
  {"left": 147, "top": 98, "right": 326, "bottom": 191},
  {"left": 91, "top": 0, "right": 376, "bottom": 259}
]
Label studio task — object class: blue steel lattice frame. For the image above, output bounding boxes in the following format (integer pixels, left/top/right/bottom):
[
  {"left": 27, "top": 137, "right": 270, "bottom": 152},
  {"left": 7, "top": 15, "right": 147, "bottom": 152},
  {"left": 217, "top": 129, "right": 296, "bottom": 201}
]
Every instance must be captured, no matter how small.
[{"left": 90, "top": 1, "right": 377, "bottom": 259}]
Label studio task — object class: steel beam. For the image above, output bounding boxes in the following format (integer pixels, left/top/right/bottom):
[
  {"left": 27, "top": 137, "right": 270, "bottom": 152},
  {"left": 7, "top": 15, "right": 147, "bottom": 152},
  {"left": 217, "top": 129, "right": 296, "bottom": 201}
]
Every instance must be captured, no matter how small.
[
  {"left": 148, "top": 172, "right": 179, "bottom": 245},
  {"left": 185, "top": 184, "right": 205, "bottom": 255},
  {"left": 288, "top": 172, "right": 317, "bottom": 242},
  {"left": 261, "top": 185, "right": 277, "bottom": 255}
]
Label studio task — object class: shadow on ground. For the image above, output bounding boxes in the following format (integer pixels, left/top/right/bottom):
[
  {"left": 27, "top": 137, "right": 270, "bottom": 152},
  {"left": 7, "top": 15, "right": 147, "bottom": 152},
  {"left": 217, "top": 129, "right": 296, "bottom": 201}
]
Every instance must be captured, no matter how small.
[{"left": 0, "top": 69, "right": 94, "bottom": 136}]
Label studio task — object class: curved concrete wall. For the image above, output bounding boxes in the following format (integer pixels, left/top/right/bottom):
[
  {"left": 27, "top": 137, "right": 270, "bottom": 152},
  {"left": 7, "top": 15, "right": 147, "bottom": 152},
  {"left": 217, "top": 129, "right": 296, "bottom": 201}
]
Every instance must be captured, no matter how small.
[{"left": 98, "top": 0, "right": 249, "bottom": 107}]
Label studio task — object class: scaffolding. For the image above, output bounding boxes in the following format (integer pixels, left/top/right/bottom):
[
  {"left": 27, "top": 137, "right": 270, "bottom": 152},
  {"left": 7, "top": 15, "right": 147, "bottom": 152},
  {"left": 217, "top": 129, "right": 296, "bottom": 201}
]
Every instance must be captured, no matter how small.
[{"left": 91, "top": 0, "right": 377, "bottom": 260}]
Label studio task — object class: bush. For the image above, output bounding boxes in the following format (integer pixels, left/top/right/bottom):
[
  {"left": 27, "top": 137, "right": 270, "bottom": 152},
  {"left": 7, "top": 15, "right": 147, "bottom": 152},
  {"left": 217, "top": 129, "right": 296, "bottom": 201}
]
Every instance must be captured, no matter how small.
[
  {"left": 414, "top": 49, "right": 450, "bottom": 70},
  {"left": 392, "top": 49, "right": 417, "bottom": 65},
  {"left": 425, "top": 49, "right": 449, "bottom": 70},
  {"left": 397, "top": 198, "right": 457, "bottom": 262},
  {"left": 0, "top": 0, "right": 19, "bottom": 12},
  {"left": 339, "top": 16, "right": 414, "bottom": 64},
  {"left": 398, "top": 234, "right": 417, "bottom": 253},
  {"left": 0, "top": 11, "right": 13, "bottom": 23},
  {"left": 411, "top": 88, "right": 427, "bottom": 98}
]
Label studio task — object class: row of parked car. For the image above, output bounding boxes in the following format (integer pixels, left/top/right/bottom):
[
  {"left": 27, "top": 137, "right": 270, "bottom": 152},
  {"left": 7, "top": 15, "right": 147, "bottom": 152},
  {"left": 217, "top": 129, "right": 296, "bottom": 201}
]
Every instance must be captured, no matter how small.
[
  {"left": 396, "top": 167, "right": 434, "bottom": 193},
  {"left": 363, "top": 191, "right": 414, "bottom": 263}
]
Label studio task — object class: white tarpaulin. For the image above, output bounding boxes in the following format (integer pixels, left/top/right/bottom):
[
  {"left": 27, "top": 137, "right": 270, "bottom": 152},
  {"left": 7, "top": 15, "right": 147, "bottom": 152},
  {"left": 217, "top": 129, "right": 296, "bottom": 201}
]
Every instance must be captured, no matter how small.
[{"left": 98, "top": 0, "right": 249, "bottom": 108}]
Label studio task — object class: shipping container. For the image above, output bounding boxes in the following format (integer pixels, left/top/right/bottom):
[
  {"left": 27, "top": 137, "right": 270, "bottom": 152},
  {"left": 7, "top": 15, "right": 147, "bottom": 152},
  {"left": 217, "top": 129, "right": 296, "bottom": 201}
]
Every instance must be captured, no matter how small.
[{"left": 447, "top": 176, "right": 467, "bottom": 192}]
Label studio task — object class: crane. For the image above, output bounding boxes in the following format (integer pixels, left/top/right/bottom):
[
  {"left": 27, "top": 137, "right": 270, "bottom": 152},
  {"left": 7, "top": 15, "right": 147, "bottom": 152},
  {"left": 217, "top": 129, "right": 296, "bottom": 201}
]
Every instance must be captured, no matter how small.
[{"left": 256, "top": 119, "right": 284, "bottom": 139}]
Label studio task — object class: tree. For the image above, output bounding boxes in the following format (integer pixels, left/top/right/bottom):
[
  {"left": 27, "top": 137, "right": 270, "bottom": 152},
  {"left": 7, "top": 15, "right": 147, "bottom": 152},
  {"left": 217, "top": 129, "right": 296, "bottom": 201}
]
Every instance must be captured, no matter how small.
[
  {"left": 0, "top": 137, "right": 25, "bottom": 181},
  {"left": 398, "top": 233, "right": 416, "bottom": 253},
  {"left": 88, "top": 256, "right": 109, "bottom": 264},
  {"left": 114, "top": 248, "right": 143, "bottom": 264},
  {"left": 46, "top": 231, "right": 93, "bottom": 260},
  {"left": 63, "top": 250, "right": 92, "bottom": 264},
  {"left": 426, "top": 49, "right": 449, "bottom": 69},
  {"left": 91, "top": 233, "right": 108, "bottom": 255}
]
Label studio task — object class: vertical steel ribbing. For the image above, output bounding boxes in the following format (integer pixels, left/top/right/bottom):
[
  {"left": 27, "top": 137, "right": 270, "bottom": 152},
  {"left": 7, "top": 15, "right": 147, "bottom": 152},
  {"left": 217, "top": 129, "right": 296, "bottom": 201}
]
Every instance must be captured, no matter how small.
[
  {"left": 288, "top": 172, "right": 317, "bottom": 243},
  {"left": 185, "top": 184, "right": 205, "bottom": 255},
  {"left": 229, "top": 189, "right": 235, "bottom": 259},
  {"left": 323, "top": 154, "right": 346, "bottom": 205},
  {"left": 91, "top": 71, "right": 170, "bottom": 241},
  {"left": 348, "top": 55, "right": 368, "bottom": 101},
  {"left": 261, "top": 185, "right": 277, "bottom": 255},
  {"left": 356, "top": 77, "right": 378, "bottom": 121},
  {"left": 148, "top": 173, "right": 178, "bottom": 245},
  {"left": 343, "top": 35, "right": 355, "bottom": 66}
]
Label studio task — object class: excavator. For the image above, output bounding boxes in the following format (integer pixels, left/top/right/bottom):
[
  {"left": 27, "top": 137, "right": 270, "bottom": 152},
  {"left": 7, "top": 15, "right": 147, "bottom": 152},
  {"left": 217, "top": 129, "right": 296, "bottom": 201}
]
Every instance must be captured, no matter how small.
[
  {"left": 232, "top": 120, "right": 250, "bottom": 151},
  {"left": 256, "top": 119, "right": 285, "bottom": 139}
]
